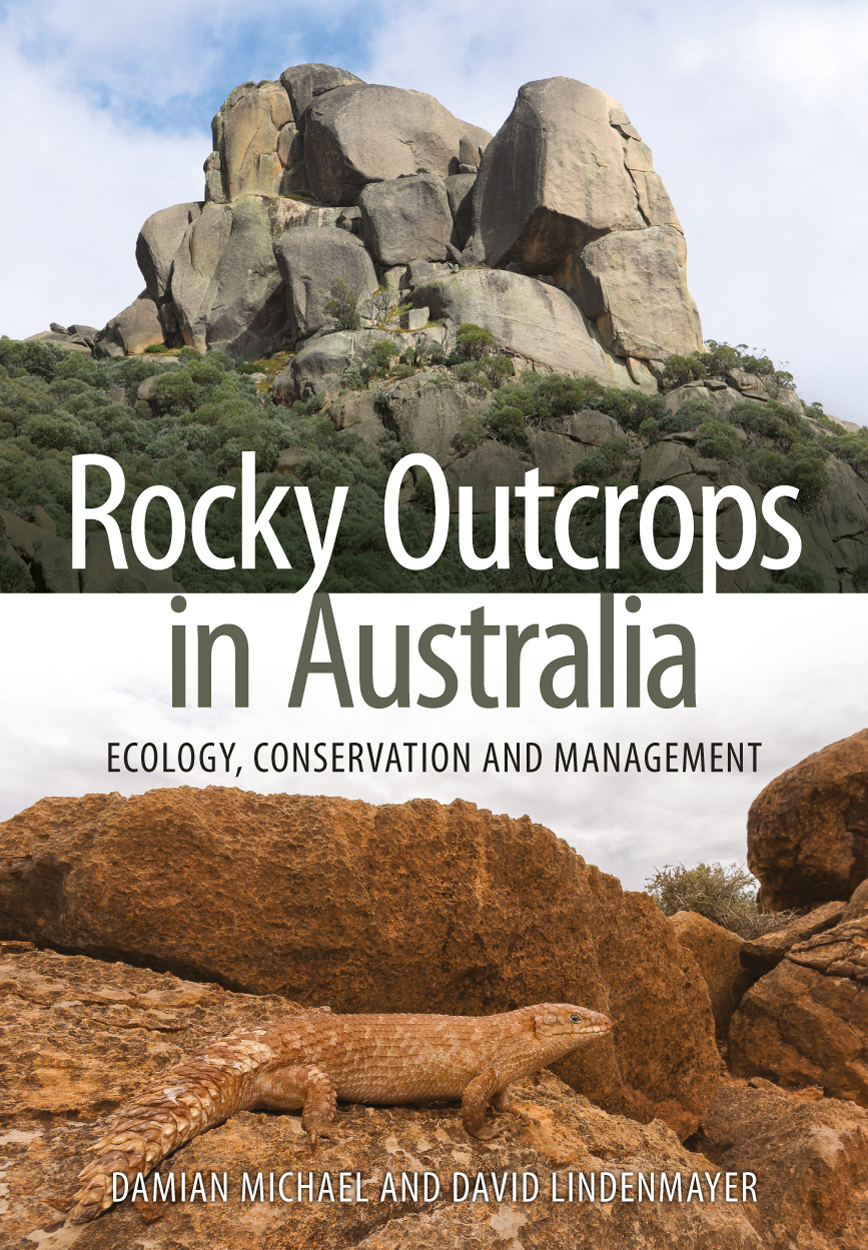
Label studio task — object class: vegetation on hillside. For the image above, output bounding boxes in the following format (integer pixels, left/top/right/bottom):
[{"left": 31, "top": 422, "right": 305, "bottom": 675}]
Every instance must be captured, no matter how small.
[{"left": 0, "top": 331, "right": 864, "bottom": 592}]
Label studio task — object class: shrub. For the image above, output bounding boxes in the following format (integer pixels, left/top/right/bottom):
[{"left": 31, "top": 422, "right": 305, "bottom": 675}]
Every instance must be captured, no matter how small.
[
  {"left": 340, "top": 366, "right": 366, "bottom": 392},
  {"left": 0, "top": 550, "right": 34, "bottom": 592},
  {"left": 853, "top": 562, "right": 868, "bottom": 592},
  {"left": 455, "top": 323, "right": 495, "bottom": 360},
  {"left": 323, "top": 279, "right": 361, "bottom": 331},
  {"left": 645, "top": 861, "right": 796, "bottom": 939},
  {"left": 364, "top": 340, "right": 399, "bottom": 376},
  {"left": 773, "top": 566, "right": 825, "bottom": 593},
  {"left": 695, "top": 419, "right": 741, "bottom": 462}
]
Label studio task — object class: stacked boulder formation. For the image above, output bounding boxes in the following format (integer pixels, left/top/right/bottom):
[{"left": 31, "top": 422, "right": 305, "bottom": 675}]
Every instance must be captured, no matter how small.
[{"left": 94, "top": 64, "right": 703, "bottom": 383}]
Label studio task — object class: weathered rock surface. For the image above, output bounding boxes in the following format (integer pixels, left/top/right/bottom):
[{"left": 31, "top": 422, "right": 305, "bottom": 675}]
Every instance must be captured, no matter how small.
[
  {"left": 26, "top": 532, "right": 185, "bottom": 594},
  {"left": 94, "top": 296, "right": 164, "bottom": 356},
  {"left": 280, "top": 62, "right": 365, "bottom": 130},
  {"left": 413, "top": 269, "right": 633, "bottom": 385},
  {"left": 0, "top": 505, "right": 57, "bottom": 563},
  {"left": 668, "top": 912, "right": 752, "bottom": 1036},
  {"left": 136, "top": 202, "right": 203, "bottom": 303},
  {"left": 694, "top": 1077, "right": 868, "bottom": 1250},
  {"left": 0, "top": 788, "right": 719, "bottom": 1138},
  {"left": 561, "top": 225, "right": 703, "bottom": 360},
  {"left": 740, "top": 900, "right": 847, "bottom": 976},
  {"left": 211, "top": 80, "right": 295, "bottom": 200},
  {"left": 275, "top": 224, "right": 377, "bottom": 340},
  {"left": 360, "top": 173, "right": 454, "bottom": 266},
  {"left": 171, "top": 198, "right": 288, "bottom": 358},
  {"left": 636, "top": 428, "right": 868, "bottom": 592},
  {"left": 369, "top": 372, "right": 489, "bottom": 463},
  {"left": 276, "top": 328, "right": 396, "bottom": 402},
  {"left": 748, "top": 729, "right": 868, "bottom": 911},
  {"left": 471, "top": 77, "right": 646, "bottom": 271},
  {"left": 1, "top": 943, "right": 760, "bottom": 1250},
  {"left": 304, "top": 83, "right": 491, "bottom": 205},
  {"left": 729, "top": 913, "right": 868, "bottom": 1104}
]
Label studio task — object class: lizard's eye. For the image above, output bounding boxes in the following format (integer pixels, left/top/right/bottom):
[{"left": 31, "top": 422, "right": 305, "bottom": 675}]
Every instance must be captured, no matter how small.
[{"left": 569, "top": 1013, "right": 581, "bottom": 1023}]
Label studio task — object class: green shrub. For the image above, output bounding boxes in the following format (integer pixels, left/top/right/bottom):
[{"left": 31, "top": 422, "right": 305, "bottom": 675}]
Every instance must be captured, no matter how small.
[
  {"left": 853, "top": 562, "right": 868, "bottom": 592},
  {"left": 773, "top": 567, "right": 825, "bottom": 593},
  {"left": 645, "top": 861, "right": 796, "bottom": 939},
  {"left": 455, "top": 323, "right": 495, "bottom": 360},
  {"left": 695, "top": 419, "right": 741, "bottom": 462},
  {"left": 340, "top": 366, "right": 366, "bottom": 392},
  {"left": 0, "top": 550, "right": 34, "bottom": 592},
  {"left": 364, "top": 340, "right": 399, "bottom": 376},
  {"left": 323, "top": 279, "right": 361, "bottom": 331}
]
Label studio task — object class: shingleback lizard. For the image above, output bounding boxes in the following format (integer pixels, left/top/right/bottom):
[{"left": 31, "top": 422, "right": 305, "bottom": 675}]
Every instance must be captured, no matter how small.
[{"left": 70, "top": 1002, "right": 612, "bottom": 1222}]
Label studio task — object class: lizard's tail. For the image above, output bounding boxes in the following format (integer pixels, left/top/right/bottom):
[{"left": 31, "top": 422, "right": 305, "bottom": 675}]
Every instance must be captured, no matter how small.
[{"left": 70, "top": 1031, "right": 275, "bottom": 1223}]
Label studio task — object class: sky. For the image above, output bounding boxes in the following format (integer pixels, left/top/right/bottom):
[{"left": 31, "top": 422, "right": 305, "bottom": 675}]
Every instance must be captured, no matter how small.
[
  {"left": 1, "top": 593, "right": 865, "bottom": 892},
  {"left": 0, "top": 0, "right": 866, "bottom": 423}
]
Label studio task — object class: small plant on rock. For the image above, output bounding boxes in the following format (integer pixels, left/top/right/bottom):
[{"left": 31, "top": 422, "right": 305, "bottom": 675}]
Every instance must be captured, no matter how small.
[
  {"left": 324, "top": 279, "right": 362, "bottom": 332},
  {"left": 645, "top": 861, "right": 796, "bottom": 939}
]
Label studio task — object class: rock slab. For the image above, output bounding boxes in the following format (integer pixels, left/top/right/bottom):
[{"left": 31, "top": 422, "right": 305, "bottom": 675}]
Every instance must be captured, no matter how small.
[
  {"left": 0, "top": 788, "right": 719, "bottom": 1138},
  {"left": 695, "top": 1076, "right": 868, "bottom": 1250},
  {"left": 1, "top": 943, "right": 760, "bottom": 1250}
]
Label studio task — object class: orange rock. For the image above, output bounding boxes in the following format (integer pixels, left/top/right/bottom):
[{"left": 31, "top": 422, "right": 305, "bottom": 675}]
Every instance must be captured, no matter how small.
[
  {"left": 729, "top": 914, "right": 868, "bottom": 1105},
  {"left": 0, "top": 787, "right": 718, "bottom": 1138},
  {"left": 1, "top": 945, "right": 760, "bottom": 1249},
  {"left": 747, "top": 729, "right": 868, "bottom": 910},
  {"left": 696, "top": 1076, "right": 868, "bottom": 1250},
  {"left": 668, "top": 911, "right": 753, "bottom": 1036}
]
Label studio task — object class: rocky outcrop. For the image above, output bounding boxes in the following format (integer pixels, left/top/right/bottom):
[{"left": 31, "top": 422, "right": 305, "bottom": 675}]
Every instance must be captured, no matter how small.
[
  {"left": 695, "top": 1077, "right": 868, "bottom": 1250},
  {"left": 360, "top": 173, "right": 455, "bottom": 266},
  {"left": 412, "top": 268, "right": 635, "bottom": 385},
  {"left": 303, "top": 82, "right": 490, "bottom": 205},
  {"left": 94, "top": 295, "right": 164, "bottom": 357},
  {"left": 2, "top": 943, "right": 759, "bottom": 1249},
  {"left": 210, "top": 80, "right": 295, "bottom": 201},
  {"left": 668, "top": 912, "right": 752, "bottom": 1037},
  {"left": 86, "top": 63, "right": 699, "bottom": 382},
  {"left": 171, "top": 197, "right": 288, "bottom": 359},
  {"left": 559, "top": 225, "right": 702, "bottom": 360},
  {"left": 729, "top": 912, "right": 868, "bottom": 1104},
  {"left": 11, "top": 521, "right": 185, "bottom": 594},
  {"left": 274, "top": 224, "right": 378, "bottom": 340},
  {"left": 740, "top": 900, "right": 847, "bottom": 976},
  {"left": 0, "top": 788, "right": 719, "bottom": 1139},
  {"left": 470, "top": 78, "right": 647, "bottom": 270},
  {"left": 747, "top": 729, "right": 868, "bottom": 911},
  {"left": 467, "top": 77, "right": 701, "bottom": 361}
]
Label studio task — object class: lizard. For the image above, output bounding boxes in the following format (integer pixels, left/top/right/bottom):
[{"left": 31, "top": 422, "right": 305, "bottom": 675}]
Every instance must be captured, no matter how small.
[{"left": 70, "top": 1002, "right": 612, "bottom": 1222}]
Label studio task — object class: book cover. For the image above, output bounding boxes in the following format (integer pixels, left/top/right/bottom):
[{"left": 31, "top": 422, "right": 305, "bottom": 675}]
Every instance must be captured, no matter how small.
[{"left": 2, "top": 8, "right": 867, "bottom": 1248}]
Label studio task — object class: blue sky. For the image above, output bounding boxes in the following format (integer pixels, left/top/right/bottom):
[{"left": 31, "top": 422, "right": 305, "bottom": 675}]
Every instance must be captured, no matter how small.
[{"left": 1, "top": 0, "right": 866, "bottom": 422}]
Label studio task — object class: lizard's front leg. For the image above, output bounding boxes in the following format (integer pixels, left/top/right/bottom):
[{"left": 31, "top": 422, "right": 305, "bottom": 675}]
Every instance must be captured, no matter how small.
[
  {"left": 461, "top": 1069, "right": 507, "bottom": 1141},
  {"left": 255, "top": 1064, "right": 339, "bottom": 1150}
]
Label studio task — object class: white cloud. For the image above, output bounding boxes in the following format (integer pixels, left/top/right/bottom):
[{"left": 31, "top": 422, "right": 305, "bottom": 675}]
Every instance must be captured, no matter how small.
[{"left": 0, "top": 45, "right": 207, "bottom": 335}]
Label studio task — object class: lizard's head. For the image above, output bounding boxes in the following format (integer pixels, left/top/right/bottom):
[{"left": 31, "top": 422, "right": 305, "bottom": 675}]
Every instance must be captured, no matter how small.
[{"left": 530, "top": 1003, "right": 613, "bottom": 1058}]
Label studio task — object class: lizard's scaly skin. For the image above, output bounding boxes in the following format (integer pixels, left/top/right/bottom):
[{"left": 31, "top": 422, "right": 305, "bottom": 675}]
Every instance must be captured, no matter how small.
[{"left": 70, "top": 1003, "right": 612, "bottom": 1222}]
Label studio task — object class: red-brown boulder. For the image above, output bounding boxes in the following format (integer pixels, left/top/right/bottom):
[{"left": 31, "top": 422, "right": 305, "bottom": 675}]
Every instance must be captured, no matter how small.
[
  {"left": 695, "top": 1076, "right": 868, "bottom": 1250},
  {"left": 729, "top": 914, "right": 868, "bottom": 1105},
  {"left": 748, "top": 729, "right": 868, "bottom": 911},
  {"left": 0, "top": 787, "right": 718, "bottom": 1137}
]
